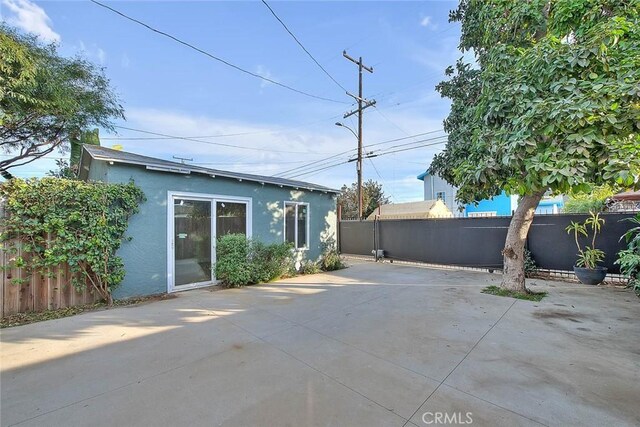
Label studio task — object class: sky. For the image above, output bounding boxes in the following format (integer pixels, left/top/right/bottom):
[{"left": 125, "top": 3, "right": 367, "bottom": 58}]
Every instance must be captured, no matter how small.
[{"left": 1, "top": 0, "right": 465, "bottom": 201}]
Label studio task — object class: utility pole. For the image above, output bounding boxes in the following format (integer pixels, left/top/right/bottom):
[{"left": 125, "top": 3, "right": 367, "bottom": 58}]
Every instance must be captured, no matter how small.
[{"left": 342, "top": 50, "right": 375, "bottom": 220}]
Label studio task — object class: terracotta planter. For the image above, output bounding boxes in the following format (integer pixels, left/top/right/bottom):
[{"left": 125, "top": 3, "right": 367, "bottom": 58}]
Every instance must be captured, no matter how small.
[{"left": 573, "top": 266, "right": 608, "bottom": 286}]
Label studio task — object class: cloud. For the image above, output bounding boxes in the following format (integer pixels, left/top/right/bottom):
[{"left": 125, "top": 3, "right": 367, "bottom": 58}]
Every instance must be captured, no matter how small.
[
  {"left": 255, "top": 65, "right": 273, "bottom": 89},
  {"left": 96, "top": 48, "right": 106, "bottom": 64},
  {"left": 419, "top": 16, "right": 432, "bottom": 28},
  {"left": 99, "top": 106, "right": 446, "bottom": 202},
  {"left": 2, "top": 0, "right": 60, "bottom": 42},
  {"left": 77, "top": 40, "right": 107, "bottom": 64},
  {"left": 121, "top": 53, "right": 130, "bottom": 68}
]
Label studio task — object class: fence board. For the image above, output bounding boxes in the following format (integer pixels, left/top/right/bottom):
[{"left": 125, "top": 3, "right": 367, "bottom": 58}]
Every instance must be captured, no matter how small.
[{"left": 0, "top": 245, "right": 100, "bottom": 317}]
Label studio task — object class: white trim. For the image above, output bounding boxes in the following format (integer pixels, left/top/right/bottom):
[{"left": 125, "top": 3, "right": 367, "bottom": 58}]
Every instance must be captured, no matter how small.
[
  {"left": 283, "top": 201, "right": 310, "bottom": 250},
  {"left": 86, "top": 151, "right": 340, "bottom": 194},
  {"left": 167, "top": 191, "right": 252, "bottom": 293}
]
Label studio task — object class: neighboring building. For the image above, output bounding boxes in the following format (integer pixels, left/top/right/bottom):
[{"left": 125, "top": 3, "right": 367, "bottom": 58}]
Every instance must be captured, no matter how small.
[
  {"left": 416, "top": 170, "right": 462, "bottom": 213},
  {"left": 79, "top": 146, "right": 339, "bottom": 298},
  {"left": 366, "top": 200, "right": 451, "bottom": 220},
  {"left": 417, "top": 169, "right": 564, "bottom": 217}
]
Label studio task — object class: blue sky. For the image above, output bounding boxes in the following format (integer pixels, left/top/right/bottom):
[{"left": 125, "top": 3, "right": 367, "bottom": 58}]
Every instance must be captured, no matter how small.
[{"left": 1, "top": 0, "right": 464, "bottom": 201}]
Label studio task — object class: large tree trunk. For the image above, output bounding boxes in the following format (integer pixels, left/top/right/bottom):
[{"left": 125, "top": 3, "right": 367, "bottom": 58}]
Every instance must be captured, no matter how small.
[{"left": 501, "top": 191, "right": 545, "bottom": 292}]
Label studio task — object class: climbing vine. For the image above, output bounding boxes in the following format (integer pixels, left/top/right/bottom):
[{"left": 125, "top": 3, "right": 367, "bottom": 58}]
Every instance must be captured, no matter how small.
[{"left": 0, "top": 178, "right": 144, "bottom": 305}]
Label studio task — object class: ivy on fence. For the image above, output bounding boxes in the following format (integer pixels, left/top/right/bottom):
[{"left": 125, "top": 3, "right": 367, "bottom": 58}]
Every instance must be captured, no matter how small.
[{"left": 0, "top": 178, "right": 144, "bottom": 305}]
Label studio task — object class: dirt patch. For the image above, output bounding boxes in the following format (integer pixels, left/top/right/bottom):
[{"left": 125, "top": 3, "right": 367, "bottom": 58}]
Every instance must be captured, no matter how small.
[
  {"left": 1, "top": 293, "right": 176, "bottom": 329},
  {"left": 533, "top": 309, "right": 587, "bottom": 324}
]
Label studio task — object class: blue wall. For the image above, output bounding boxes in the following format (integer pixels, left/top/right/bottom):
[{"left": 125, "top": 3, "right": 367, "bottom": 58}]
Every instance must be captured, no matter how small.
[
  {"left": 464, "top": 192, "right": 512, "bottom": 216},
  {"left": 91, "top": 161, "right": 337, "bottom": 298}
]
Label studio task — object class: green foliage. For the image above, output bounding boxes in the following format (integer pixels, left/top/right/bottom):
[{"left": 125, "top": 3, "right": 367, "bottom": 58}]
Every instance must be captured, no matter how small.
[
  {"left": 431, "top": 0, "right": 640, "bottom": 205},
  {"left": 215, "top": 234, "right": 253, "bottom": 286},
  {"left": 338, "top": 179, "right": 390, "bottom": 219},
  {"left": 300, "top": 260, "right": 321, "bottom": 275},
  {"left": 523, "top": 248, "right": 538, "bottom": 277},
  {"left": 70, "top": 129, "right": 100, "bottom": 169},
  {"left": 319, "top": 249, "right": 346, "bottom": 272},
  {"left": 250, "top": 239, "right": 294, "bottom": 283},
  {"left": 563, "top": 185, "right": 616, "bottom": 213},
  {"left": 215, "top": 234, "right": 293, "bottom": 287},
  {"left": 0, "top": 26, "right": 123, "bottom": 170},
  {"left": 615, "top": 213, "right": 640, "bottom": 295},
  {"left": 482, "top": 285, "right": 547, "bottom": 302},
  {"left": 0, "top": 178, "right": 144, "bottom": 304},
  {"left": 47, "top": 159, "right": 75, "bottom": 179},
  {"left": 565, "top": 212, "right": 606, "bottom": 268}
]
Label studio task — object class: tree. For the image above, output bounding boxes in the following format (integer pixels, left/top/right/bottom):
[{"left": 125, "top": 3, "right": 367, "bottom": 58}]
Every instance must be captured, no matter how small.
[
  {"left": 338, "top": 179, "right": 390, "bottom": 219},
  {"left": 563, "top": 184, "right": 617, "bottom": 213},
  {"left": 47, "top": 128, "right": 101, "bottom": 178},
  {"left": 431, "top": 0, "right": 640, "bottom": 292},
  {"left": 0, "top": 26, "right": 123, "bottom": 171}
]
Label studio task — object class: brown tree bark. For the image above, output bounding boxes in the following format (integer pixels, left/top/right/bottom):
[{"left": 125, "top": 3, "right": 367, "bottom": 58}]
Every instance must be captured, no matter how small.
[{"left": 500, "top": 191, "right": 545, "bottom": 292}]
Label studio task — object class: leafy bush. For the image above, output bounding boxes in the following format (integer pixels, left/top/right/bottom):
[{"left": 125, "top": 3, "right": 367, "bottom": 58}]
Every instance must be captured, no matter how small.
[
  {"left": 615, "top": 214, "right": 640, "bottom": 296},
  {"left": 251, "top": 240, "right": 294, "bottom": 283},
  {"left": 563, "top": 185, "right": 616, "bottom": 213},
  {"left": 0, "top": 178, "right": 144, "bottom": 304},
  {"left": 215, "top": 234, "right": 253, "bottom": 287},
  {"left": 320, "top": 249, "right": 346, "bottom": 271},
  {"left": 523, "top": 248, "right": 538, "bottom": 277},
  {"left": 300, "top": 260, "right": 321, "bottom": 275},
  {"left": 215, "top": 234, "right": 293, "bottom": 287}
]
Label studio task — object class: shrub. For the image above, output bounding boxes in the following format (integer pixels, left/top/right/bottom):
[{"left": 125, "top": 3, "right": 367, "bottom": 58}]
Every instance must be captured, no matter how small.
[
  {"left": 251, "top": 240, "right": 294, "bottom": 283},
  {"left": 615, "top": 213, "right": 640, "bottom": 296},
  {"left": 320, "top": 249, "right": 346, "bottom": 272},
  {"left": 215, "top": 234, "right": 293, "bottom": 287},
  {"left": 215, "top": 234, "right": 253, "bottom": 287},
  {"left": 300, "top": 260, "right": 321, "bottom": 275},
  {"left": 523, "top": 248, "right": 538, "bottom": 277},
  {"left": 0, "top": 178, "right": 144, "bottom": 305}
]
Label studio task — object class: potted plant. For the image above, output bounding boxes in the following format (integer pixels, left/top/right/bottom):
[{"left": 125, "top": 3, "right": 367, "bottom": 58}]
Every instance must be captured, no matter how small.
[{"left": 566, "top": 212, "right": 607, "bottom": 285}]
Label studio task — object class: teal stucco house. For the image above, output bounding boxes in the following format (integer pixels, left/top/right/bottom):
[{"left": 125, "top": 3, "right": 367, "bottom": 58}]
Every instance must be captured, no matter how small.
[{"left": 79, "top": 146, "right": 339, "bottom": 298}]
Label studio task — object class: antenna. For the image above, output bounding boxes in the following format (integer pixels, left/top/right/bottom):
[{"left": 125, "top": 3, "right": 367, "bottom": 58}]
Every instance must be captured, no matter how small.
[{"left": 172, "top": 156, "right": 193, "bottom": 164}]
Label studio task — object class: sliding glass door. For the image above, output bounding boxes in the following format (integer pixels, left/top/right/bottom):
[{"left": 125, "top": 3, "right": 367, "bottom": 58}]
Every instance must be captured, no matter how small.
[
  {"left": 168, "top": 193, "right": 251, "bottom": 292},
  {"left": 173, "top": 198, "right": 212, "bottom": 287}
]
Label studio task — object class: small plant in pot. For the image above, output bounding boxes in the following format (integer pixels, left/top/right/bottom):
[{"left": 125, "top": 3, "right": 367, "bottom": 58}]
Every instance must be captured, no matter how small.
[{"left": 565, "top": 212, "right": 607, "bottom": 285}]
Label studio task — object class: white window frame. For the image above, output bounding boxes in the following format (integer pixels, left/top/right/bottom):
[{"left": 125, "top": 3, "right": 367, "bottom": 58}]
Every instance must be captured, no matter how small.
[
  {"left": 167, "top": 191, "right": 252, "bottom": 293},
  {"left": 435, "top": 191, "right": 446, "bottom": 203},
  {"left": 283, "top": 201, "right": 310, "bottom": 250}
]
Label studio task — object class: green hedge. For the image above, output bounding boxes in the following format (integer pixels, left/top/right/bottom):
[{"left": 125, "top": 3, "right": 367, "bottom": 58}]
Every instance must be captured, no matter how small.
[
  {"left": 215, "top": 234, "right": 293, "bottom": 287},
  {"left": 0, "top": 178, "right": 144, "bottom": 304}
]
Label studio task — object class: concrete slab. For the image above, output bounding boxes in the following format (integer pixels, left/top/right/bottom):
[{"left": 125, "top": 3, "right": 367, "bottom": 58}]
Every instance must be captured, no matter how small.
[{"left": 2, "top": 259, "right": 639, "bottom": 426}]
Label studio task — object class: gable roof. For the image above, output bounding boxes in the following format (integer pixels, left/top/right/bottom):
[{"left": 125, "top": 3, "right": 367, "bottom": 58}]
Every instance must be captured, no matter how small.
[{"left": 80, "top": 145, "right": 340, "bottom": 194}]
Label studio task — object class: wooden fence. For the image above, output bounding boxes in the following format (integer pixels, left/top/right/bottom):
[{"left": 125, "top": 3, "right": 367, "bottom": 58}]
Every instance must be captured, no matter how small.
[{"left": 1, "top": 242, "right": 98, "bottom": 317}]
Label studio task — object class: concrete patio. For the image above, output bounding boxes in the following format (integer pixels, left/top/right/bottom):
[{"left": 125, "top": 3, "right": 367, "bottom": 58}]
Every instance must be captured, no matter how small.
[{"left": 1, "top": 260, "right": 639, "bottom": 426}]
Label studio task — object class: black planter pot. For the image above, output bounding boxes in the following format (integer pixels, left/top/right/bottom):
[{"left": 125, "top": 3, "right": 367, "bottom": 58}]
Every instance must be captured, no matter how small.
[{"left": 573, "top": 266, "right": 608, "bottom": 286}]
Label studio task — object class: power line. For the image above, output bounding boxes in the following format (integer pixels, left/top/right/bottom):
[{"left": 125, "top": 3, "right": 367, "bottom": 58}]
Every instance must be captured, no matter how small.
[
  {"left": 112, "top": 125, "right": 333, "bottom": 155},
  {"left": 90, "top": 0, "right": 348, "bottom": 104},
  {"left": 276, "top": 129, "right": 444, "bottom": 177},
  {"left": 261, "top": 0, "right": 347, "bottom": 93},
  {"left": 286, "top": 137, "right": 447, "bottom": 179}
]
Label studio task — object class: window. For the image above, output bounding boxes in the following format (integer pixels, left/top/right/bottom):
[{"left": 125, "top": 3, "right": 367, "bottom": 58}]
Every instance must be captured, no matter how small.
[
  {"left": 436, "top": 191, "right": 446, "bottom": 203},
  {"left": 284, "top": 202, "right": 308, "bottom": 249},
  {"left": 216, "top": 201, "right": 247, "bottom": 237}
]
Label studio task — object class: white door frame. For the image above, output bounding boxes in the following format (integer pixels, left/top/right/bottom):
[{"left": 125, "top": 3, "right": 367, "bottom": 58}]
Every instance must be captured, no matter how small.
[{"left": 167, "top": 191, "right": 252, "bottom": 293}]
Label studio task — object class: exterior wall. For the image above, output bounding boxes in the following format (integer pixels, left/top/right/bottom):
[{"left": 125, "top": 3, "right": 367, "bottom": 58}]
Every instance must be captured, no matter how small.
[
  {"left": 92, "top": 161, "right": 337, "bottom": 298},
  {"left": 464, "top": 192, "right": 512, "bottom": 216},
  {"left": 422, "top": 174, "right": 461, "bottom": 213}
]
